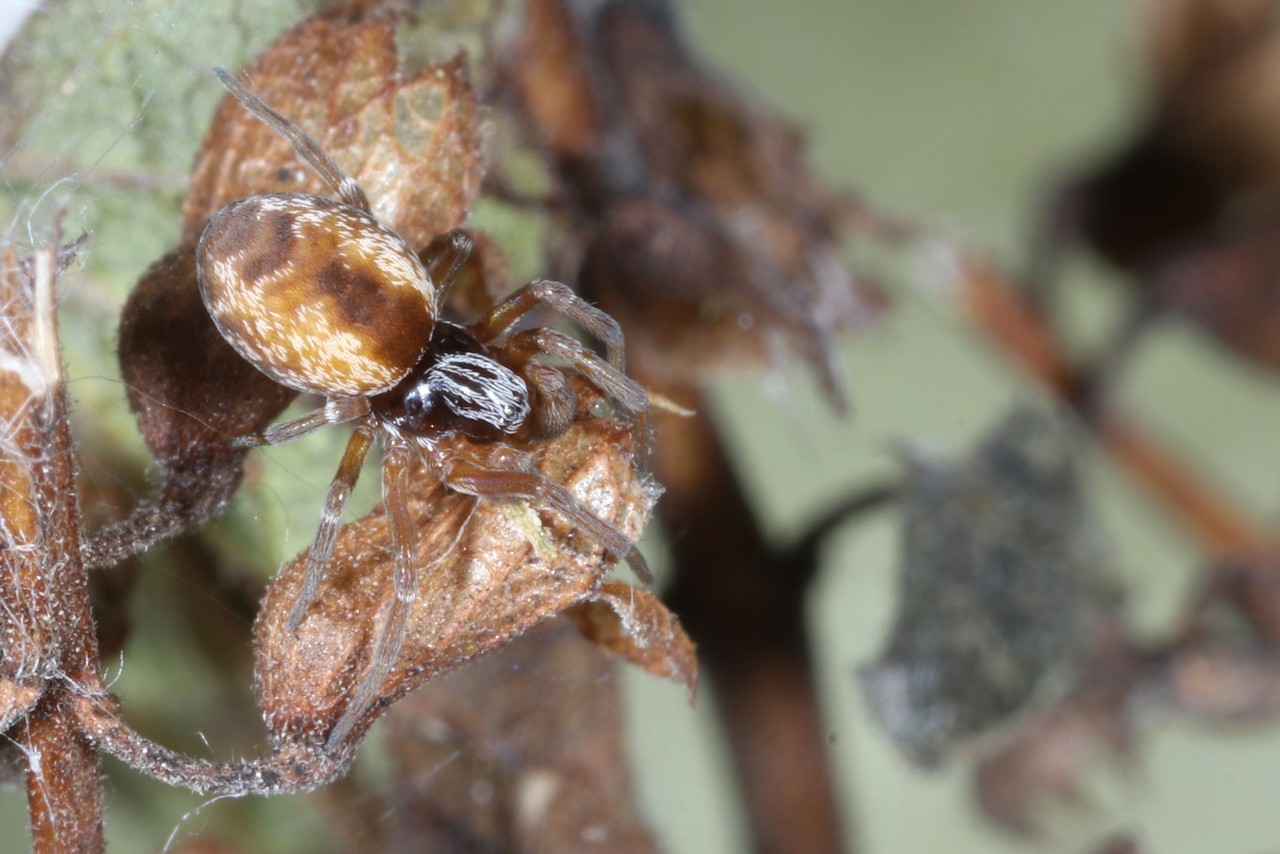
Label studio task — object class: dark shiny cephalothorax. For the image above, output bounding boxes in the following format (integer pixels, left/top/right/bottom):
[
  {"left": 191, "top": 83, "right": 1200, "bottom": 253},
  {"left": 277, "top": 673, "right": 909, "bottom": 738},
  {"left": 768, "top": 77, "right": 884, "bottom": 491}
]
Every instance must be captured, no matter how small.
[{"left": 371, "top": 321, "right": 531, "bottom": 441}]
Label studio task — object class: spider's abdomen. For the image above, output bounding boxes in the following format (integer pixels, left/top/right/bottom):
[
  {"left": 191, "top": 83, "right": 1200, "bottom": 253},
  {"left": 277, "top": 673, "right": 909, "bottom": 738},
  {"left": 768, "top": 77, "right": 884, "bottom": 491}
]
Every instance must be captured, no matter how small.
[{"left": 196, "top": 193, "right": 436, "bottom": 396}]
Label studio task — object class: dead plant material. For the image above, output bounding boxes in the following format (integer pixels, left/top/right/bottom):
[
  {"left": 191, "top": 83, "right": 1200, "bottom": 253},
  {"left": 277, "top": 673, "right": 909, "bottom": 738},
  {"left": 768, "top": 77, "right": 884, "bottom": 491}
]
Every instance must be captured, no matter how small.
[
  {"left": 0, "top": 231, "right": 107, "bottom": 853},
  {"left": 254, "top": 382, "right": 674, "bottom": 747},
  {"left": 376, "top": 618, "right": 665, "bottom": 853},
  {"left": 2, "top": 5, "right": 694, "bottom": 850},
  {"left": 862, "top": 406, "right": 1119, "bottom": 768},
  {"left": 1037, "top": 0, "right": 1280, "bottom": 378},
  {"left": 972, "top": 625, "right": 1142, "bottom": 836},
  {"left": 505, "top": 0, "right": 882, "bottom": 411},
  {"left": 182, "top": 5, "right": 483, "bottom": 250},
  {"left": 497, "top": 2, "right": 891, "bottom": 850}
]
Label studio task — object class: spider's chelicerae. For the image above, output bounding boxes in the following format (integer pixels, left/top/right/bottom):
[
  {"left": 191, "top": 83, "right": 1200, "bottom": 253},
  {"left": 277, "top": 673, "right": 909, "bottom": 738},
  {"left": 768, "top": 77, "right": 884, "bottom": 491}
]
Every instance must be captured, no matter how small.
[{"left": 195, "top": 68, "right": 653, "bottom": 749}]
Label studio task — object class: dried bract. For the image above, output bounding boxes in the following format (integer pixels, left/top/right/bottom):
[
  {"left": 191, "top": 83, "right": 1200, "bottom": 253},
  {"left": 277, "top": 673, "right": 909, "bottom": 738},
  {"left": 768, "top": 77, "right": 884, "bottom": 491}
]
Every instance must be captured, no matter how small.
[
  {"left": 89, "top": 245, "right": 296, "bottom": 568},
  {"left": 254, "top": 396, "right": 667, "bottom": 747},
  {"left": 183, "top": 6, "right": 482, "bottom": 249},
  {"left": 502, "top": 0, "right": 881, "bottom": 407},
  {"left": 1039, "top": 0, "right": 1280, "bottom": 380}
]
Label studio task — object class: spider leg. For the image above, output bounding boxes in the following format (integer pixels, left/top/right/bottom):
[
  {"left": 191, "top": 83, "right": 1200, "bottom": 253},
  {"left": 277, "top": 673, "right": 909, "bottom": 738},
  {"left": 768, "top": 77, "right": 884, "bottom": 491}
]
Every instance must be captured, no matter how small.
[
  {"left": 213, "top": 67, "right": 371, "bottom": 213},
  {"left": 326, "top": 439, "right": 419, "bottom": 750},
  {"left": 422, "top": 229, "right": 474, "bottom": 309},
  {"left": 473, "top": 279, "right": 627, "bottom": 371},
  {"left": 286, "top": 421, "right": 376, "bottom": 633},
  {"left": 440, "top": 455, "right": 653, "bottom": 584},
  {"left": 509, "top": 328, "right": 652, "bottom": 470},
  {"left": 233, "top": 397, "right": 370, "bottom": 448}
]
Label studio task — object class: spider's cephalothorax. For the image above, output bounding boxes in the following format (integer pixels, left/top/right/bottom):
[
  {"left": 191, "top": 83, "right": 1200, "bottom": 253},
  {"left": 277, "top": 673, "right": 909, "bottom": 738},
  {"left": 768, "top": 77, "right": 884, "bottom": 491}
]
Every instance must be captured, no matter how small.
[
  {"left": 195, "top": 68, "right": 652, "bottom": 750},
  {"left": 372, "top": 322, "right": 532, "bottom": 442}
]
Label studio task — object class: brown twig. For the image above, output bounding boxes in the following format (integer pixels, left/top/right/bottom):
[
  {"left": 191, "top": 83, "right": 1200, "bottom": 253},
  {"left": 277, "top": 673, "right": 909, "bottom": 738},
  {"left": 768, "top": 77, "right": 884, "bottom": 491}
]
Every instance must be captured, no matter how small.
[
  {"left": 956, "top": 256, "right": 1280, "bottom": 560},
  {"left": 654, "top": 384, "right": 857, "bottom": 854},
  {"left": 72, "top": 695, "right": 351, "bottom": 797}
]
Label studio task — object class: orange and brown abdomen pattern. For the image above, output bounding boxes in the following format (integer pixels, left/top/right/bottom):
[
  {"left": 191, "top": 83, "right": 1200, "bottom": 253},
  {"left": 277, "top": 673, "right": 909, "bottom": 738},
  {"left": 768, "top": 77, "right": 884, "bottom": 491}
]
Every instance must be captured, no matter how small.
[{"left": 196, "top": 193, "right": 436, "bottom": 396}]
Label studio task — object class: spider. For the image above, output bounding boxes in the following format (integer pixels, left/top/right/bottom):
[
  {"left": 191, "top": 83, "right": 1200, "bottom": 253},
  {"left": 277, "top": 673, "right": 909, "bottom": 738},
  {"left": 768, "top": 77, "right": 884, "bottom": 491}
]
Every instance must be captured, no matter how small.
[{"left": 195, "top": 68, "right": 653, "bottom": 749}]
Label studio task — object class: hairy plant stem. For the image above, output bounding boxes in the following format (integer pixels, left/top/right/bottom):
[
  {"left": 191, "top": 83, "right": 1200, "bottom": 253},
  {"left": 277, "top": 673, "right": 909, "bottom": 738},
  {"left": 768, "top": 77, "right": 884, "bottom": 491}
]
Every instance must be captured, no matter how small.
[{"left": 2, "top": 235, "right": 106, "bottom": 853}]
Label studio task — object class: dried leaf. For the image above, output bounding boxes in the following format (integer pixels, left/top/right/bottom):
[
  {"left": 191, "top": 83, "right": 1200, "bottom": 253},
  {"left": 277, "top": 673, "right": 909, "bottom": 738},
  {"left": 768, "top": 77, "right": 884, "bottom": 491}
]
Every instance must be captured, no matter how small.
[
  {"left": 506, "top": 0, "right": 603, "bottom": 159},
  {"left": 1141, "top": 0, "right": 1277, "bottom": 91},
  {"left": 1150, "top": 0, "right": 1280, "bottom": 198},
  {"left": 504, "top": 0, "right": 880, "bottom": 407},
  {"left": 377, "top": 618, "right": 661, "bottom": 853},
  {"left": 579, "top": 198, "right": 857, "bottom": 404},
  {"left": 1053, "top": 0, "right": 1280, "bottom": 275},
  {"left": 118, "top": 246, "right": 295, "bottom": 464},
  {"left": 183, "top": 6, "right": 484, "bottom": 250},
  {"left": 568, "top": 581, "right": 697, "bottom": 701},
  {"left": 861, "top": 406, "right": 1118, "bottom": 767},
  {"left": 254, "top": 405, "right": 662, "bottom": 746}
]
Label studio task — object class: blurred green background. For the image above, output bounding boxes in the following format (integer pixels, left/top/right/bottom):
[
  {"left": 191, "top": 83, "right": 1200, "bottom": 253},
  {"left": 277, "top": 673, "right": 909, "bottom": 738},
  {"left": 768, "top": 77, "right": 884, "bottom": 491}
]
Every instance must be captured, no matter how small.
[{"left": 5, "top": 0, "right": 1280, "bottom": 851}]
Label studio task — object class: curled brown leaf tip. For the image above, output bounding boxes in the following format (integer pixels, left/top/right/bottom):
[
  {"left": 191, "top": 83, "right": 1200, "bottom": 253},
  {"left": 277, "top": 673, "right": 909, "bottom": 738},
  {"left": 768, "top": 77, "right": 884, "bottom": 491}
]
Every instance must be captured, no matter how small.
[
  {"left": 569, "top": 582, "right": 698, "bottom": 703},
  {"left": 255, "top": 402, "right": 662, "bottom": 747}
]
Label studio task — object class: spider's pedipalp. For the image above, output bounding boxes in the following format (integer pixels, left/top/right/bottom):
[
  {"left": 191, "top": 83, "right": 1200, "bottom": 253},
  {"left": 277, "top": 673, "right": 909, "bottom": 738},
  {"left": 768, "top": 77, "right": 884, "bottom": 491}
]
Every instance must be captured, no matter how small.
[
  {"left": 522, "top": 361, "right": 578, "bottom": 439},
  {"left": 512, "top": 328, "right": 652, "bottom": 470},
  {"left": 423, "top": 229, "right": 475, "bottom": 309}
]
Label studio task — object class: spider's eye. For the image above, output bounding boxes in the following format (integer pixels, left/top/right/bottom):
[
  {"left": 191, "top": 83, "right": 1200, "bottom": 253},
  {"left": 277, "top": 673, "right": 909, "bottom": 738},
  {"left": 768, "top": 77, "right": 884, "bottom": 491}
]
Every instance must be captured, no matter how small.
[{"left": 425, "top": 353, "right": 531, "bottom": 434}]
